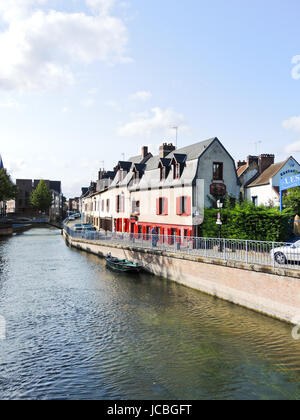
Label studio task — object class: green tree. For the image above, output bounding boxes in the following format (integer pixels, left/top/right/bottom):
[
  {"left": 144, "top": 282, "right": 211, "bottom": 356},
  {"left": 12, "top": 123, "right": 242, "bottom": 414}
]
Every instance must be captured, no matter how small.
[
  {"left": 0, "top": 168, "right": 17, "bottom": 202},
  {"left": 283, "top": 187, "right": 300, "bottom": 216},
  {"left": 30, "top": 180, "right": 53, "bottom": 212}
]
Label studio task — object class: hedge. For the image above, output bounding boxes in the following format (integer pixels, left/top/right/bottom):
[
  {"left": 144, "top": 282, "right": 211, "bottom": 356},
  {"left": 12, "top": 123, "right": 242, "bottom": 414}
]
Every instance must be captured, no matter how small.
[{"left": 199, "top": 206, "right": 293, "bottom": 242}]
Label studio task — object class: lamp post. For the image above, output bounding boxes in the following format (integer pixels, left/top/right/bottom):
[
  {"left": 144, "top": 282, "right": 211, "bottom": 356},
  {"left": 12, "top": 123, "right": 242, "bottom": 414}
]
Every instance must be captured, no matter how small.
[{"left": 216, "top": 200, "right": 223, "bottom": 252}]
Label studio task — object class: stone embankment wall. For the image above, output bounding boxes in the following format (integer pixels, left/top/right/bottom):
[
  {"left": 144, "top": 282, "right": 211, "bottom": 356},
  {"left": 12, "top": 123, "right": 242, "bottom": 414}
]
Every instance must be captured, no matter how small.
[
  {"left": 63, "top": 231, "right": 300, "bottom": 325},
  {"left": 0, "top": 225, "right": 13, "bottom": 236}
]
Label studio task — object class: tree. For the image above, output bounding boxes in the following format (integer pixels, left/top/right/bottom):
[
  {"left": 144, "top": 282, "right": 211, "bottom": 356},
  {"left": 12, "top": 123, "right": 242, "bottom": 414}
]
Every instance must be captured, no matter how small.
[
  {"left": 0, "top": 168, "right": 17, "bottom": 202},
  {"left": 30, "top": 180, "right": 53, "bottom": 212},
  {"left": 283, "top": 187, "right": 300, "bottom": 216}
]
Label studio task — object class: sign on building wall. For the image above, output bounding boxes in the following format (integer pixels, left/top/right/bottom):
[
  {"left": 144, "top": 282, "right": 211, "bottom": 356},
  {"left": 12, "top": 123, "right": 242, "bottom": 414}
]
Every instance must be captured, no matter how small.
[{"left": 280, "top": 174, "right": 300, "bottom": 211}]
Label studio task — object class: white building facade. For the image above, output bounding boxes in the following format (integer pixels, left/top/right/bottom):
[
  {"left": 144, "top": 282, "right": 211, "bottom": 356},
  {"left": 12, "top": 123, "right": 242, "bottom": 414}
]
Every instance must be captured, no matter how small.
[
  {"left": 245, "top": 156, "right": 300, "bottom": 207},
  {"left": 83, "top": 138, "right": 240, "bottom": 238}
]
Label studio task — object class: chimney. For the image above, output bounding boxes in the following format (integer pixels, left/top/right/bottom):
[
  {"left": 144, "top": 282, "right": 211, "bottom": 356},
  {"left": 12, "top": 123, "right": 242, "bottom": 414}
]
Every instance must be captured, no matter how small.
[
  {"left": 142, "top": 146, "right": 148, "bottom": 159},
  {"left": 259, "top": 154, "right": 275, "bottom": 174},
  {"left": 247, "top": 156, "right": 259, "bottom": 167},
  {"left": 159, "top": 142, "right": 176, "bottom": 159},
  {"left": 237, "top": 160, "right": 247, "bottom": 169}
]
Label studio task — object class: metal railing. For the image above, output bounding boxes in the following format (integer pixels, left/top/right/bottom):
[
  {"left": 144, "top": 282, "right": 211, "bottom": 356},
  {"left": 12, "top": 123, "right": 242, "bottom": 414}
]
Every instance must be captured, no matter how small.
[{"left": 63, "top": 222, "right": 300, "bottom": 271}]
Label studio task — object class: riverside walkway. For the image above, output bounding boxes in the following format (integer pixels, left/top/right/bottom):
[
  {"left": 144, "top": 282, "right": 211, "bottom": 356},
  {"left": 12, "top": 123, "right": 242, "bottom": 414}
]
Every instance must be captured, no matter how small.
[{"left": 64, "top": 221, "right": 300, "bottom": 274}]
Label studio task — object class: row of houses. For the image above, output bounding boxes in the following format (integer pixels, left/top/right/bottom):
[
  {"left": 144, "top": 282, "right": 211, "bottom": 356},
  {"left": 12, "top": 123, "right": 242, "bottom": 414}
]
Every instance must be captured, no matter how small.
[{"left": 79, "top": 137, "right": 300, "bottom": 239}]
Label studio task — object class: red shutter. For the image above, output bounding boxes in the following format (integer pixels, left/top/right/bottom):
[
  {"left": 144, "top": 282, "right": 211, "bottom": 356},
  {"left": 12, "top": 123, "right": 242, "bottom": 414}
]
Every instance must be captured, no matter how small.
[
  {"left": 187, "top": 197, "right": 191, "bottom": 216},
  {"left": 164, "top": 198, "right": 168, "bottom": 215},
  {"left": 176, "top": 197, "right": 181, "bottom": 215},
  {"left": 156, "top": 198, "right": 160, "bottom": 215}
]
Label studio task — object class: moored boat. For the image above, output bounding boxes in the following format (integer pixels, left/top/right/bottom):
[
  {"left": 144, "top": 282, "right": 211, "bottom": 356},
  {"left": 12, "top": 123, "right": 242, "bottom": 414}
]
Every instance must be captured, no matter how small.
[{"left": 105, "top": 253, "right": 142, "bottom": 273}]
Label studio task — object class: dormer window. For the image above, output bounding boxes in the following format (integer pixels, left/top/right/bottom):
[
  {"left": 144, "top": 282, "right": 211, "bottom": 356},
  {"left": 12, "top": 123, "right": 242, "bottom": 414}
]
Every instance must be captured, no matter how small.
[
  {"left": 171, "top": 154, "right": 187, "bottom": 180},
  {"left": 134, "top": 170, "right": 139, "bottom": 184},
  {"left": 173, "top": 163, "right": 180, "bottom": 180}
]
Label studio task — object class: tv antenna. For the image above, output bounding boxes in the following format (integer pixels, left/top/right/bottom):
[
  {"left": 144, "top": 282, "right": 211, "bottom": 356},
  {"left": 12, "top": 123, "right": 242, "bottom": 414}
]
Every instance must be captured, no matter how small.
[
  {"left": 172, "top": 126, "right": 179, "bottom": 148},
  {"left": 252, "top": 141, "right": 262, "bottom": 154}
]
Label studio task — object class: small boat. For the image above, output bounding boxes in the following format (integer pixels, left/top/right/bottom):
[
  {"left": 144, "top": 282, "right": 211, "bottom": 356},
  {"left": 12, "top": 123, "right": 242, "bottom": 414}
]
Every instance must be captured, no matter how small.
[{"left": 105, "top": 253, "right": 142, "bottom": 273}]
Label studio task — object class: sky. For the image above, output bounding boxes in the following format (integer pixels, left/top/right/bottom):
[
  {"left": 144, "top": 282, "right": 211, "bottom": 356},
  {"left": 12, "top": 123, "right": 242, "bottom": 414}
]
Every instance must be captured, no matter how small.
[{"left": 1, "top": 0, "right": 300, "bottom": 197}]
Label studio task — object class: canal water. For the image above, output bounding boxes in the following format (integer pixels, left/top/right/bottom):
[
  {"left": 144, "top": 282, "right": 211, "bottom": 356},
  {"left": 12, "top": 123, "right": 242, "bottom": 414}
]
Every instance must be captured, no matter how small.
[{"left": 1, "top": 228, "right": 300, "bottom": 400}]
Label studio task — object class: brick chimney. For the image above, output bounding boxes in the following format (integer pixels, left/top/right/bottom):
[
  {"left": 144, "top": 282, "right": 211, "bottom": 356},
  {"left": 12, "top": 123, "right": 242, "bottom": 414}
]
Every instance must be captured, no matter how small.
[
  {"left": 159, "top": 143, "right": 176, "bottom": 159},
  {"left": 142, "top": 146, "right": 148, "bottom": 159},
  {"left": 247, "top": 156, "right": 259, "bottom": 167},
  {"left": 237, "top": 160, "right": 247, "bottom": 169},
  {"left": 258, "top": 154, "right": 275, "bottom": 174}
]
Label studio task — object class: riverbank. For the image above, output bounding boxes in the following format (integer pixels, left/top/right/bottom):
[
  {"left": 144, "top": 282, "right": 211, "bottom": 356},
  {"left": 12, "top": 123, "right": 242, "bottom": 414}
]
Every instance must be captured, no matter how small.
[
  {"left": 64, "top": 230, "right": 300, "bottom": 325},
  {"left": 0, "top": 223, "right": 13, "bottom": 236}
]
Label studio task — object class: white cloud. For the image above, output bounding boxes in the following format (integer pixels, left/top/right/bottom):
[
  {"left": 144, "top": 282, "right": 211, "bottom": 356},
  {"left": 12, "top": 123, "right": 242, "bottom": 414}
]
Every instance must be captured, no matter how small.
[
  {"left": 105, "top": 99, "right": 121, "bottom": 110},
  {"left": 86, "top": 0, "right": 116, "bottom": 14},
  {"left": 285, "top": 141, "right": 300, "bottom": 154},
  {"left": 117, "top": 107, "right": 189, "bottom": 137},
  {"left": 0, "top": 99, "right": 19, "bottom": 108},
  {"left": 0, "top": 0, "right": 130, "bottom": 91},
  {"left": 292, "top": 55, "right": 300, "bottom": 80},
  {"left": 282, "top": 115, "right": 300, "bottom": 133},
  {"left": 129, "top": 90, "right": 152, "bottom": 102}
]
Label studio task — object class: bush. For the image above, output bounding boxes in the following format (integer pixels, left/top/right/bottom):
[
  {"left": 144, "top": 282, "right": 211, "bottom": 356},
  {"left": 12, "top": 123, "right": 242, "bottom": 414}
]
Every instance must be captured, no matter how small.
[{"left": 200, "top": 203, "right": 293, "bottom": 242}]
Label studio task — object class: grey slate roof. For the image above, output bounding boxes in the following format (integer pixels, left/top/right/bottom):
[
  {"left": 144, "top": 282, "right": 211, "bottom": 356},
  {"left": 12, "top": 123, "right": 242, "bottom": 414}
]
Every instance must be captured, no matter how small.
[
  {"left": 166, "top": 138, "right": 216, "bottom": 161},
  {"left": 128, "top": 155, "right": 142, "bottom": 164},
  {"left": 128, "top": 152, "right": 153, "bottom": 165}
]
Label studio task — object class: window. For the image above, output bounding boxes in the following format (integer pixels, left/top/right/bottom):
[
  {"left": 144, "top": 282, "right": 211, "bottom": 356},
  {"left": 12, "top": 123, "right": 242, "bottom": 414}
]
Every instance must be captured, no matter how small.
[
  {"left": 102, "top": 200, "right": 104, "bottom": 212},
  {"left": 106, "top": 199, "right": 110, "bottom": 212},
  {"left": 173, "top": 163, "right": 180, "bottom": 180},
  {"left": 132, "top": 200, "right": 140, "bottom": 215},
  {"left": 160, "top": 166, "right": 166, "bottom": 181},
  {"left": 156, "top": 197, "right": 168, "bottom": 215},
  {"left": 116, "top": 195, "right": 125, "bottom": 213},
  {"left": 134, "top": 171, "right": 140, "bottom": 184},
  {"left": 213, "top": 162, "right": 223, "bottom": 181},
  {"left": 176, "top": 196, "right": 191, "bottom": 216}
]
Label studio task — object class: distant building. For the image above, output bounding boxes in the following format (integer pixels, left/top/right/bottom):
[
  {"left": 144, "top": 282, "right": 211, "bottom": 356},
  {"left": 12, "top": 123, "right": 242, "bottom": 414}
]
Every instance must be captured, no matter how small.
[
  {"left": 238, "top": 155, "right": 300, "bottom": 206},
  {"left": 68, "top": 197, "right": 80, "bottom": 212},
  {"left": 9, "top": 179, "right": 63, "bottom": 220}
]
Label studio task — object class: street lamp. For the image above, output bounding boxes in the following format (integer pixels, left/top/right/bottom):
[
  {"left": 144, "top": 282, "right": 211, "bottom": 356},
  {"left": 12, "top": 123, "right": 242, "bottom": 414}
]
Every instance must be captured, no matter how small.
[{"left": 216, "top": 200, "right": 223, "bottom": 252}]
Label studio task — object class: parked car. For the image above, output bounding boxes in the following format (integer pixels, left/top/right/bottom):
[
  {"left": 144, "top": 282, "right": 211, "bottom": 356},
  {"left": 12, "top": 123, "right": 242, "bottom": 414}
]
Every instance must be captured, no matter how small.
[{"left": 271, "top": 240, "right": 300, "bottom": 265}]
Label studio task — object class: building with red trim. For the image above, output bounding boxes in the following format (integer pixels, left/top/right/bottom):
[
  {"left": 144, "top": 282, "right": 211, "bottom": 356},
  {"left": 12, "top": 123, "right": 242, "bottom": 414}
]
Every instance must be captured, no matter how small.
[{"left": 83, "top": 138, "right": 240, "bottom": 238}]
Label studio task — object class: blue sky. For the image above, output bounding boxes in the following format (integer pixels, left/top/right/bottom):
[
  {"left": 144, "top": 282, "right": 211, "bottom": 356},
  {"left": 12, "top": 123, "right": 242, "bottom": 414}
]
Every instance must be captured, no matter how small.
[{"left": 1, "top": 0, "right": 300, "bottom": 197}]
